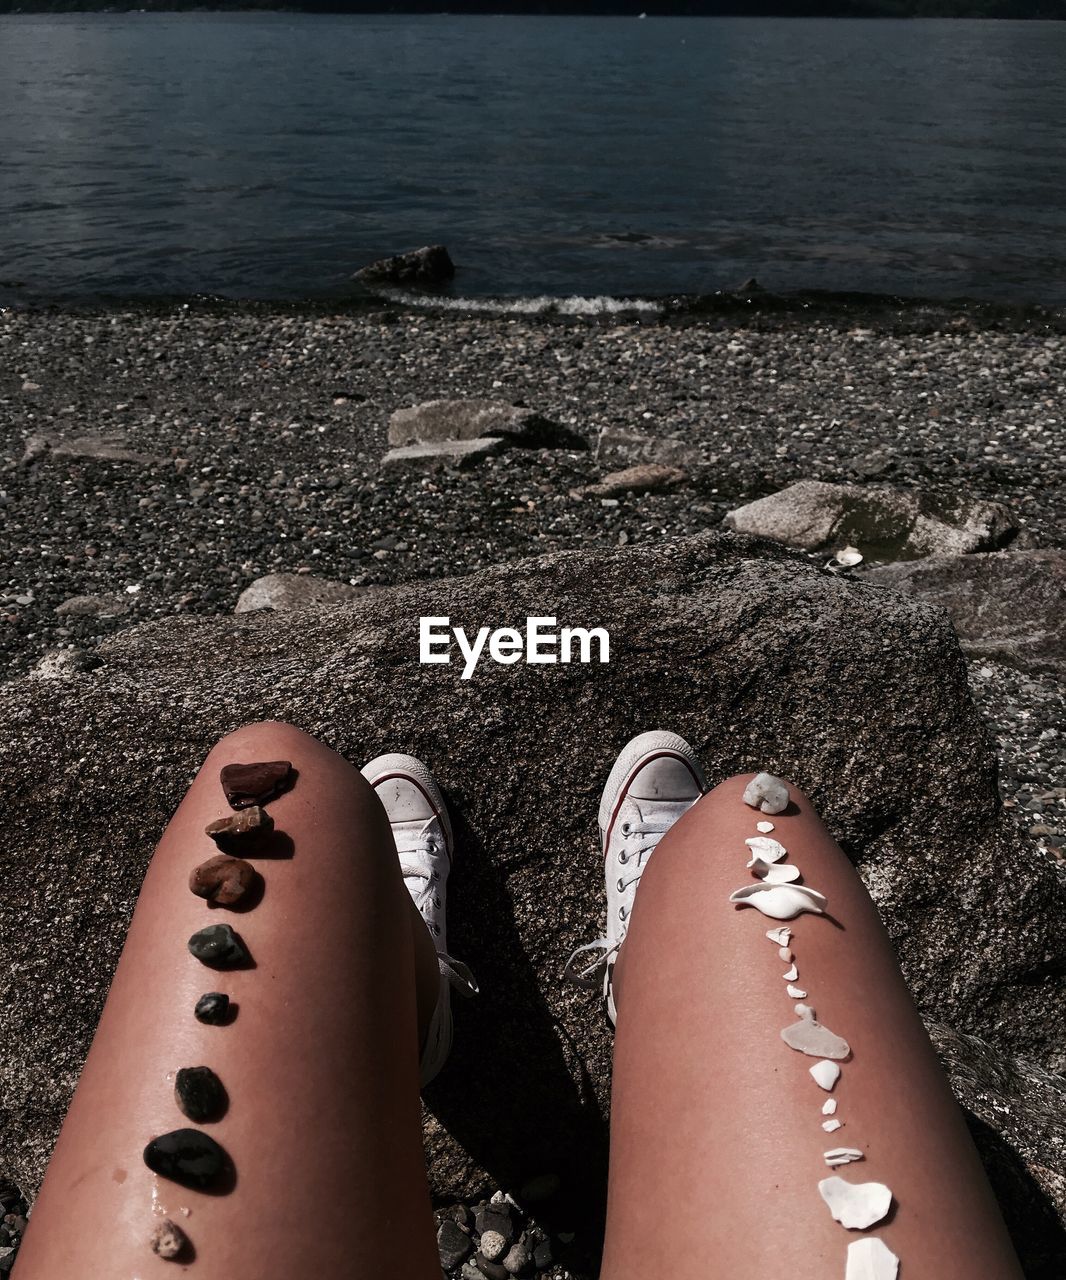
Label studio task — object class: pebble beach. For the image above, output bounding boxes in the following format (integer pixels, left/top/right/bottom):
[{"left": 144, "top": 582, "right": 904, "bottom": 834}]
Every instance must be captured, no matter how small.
[{"left": 2, "top": 298, "right": 1062, "bottom": 856}]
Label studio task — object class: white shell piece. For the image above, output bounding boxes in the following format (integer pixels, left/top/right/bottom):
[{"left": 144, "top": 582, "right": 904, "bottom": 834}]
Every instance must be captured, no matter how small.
[
  {"left": 818, "top": 1178, "right": 893, "bottom": 1231},
  {"left": 833, "top": 546, "right": 865, "bottom": 569},
  {"left": 728, "top": 883, "right": 827, "bottom": 921},
  {"left": 824, "top": 1148, "right": 864, "bottom": 1167},
  {"left": 779, "top": 947, "right": 793, "bottom": 962},
  {"left": 745, "top": 835, "right": 788, "bottom": 864},
  {"left": 783, "top": 964, "right": 799, "bottom": 981},
  {"left": 787, "top": 984, "right": 807, "bottom": 998},
  {"left": 810, "top": 1060, "right": 841, "bottom": 1091},
  {"left": 796, "top": 1002, "right": 815, "bottom": 1018},
  {"left": 782, "top": 1014, "right": 851, "bottom": 1060},
  {"left": 766, "top": 927, "right": 792, "bottom": 947},
  {"left": 756, "top": 820, "right": 775, "bottom": 833},
  {"left": 822, "top": 1118, "right": 843, "bottom": 1132},
  {"left": 750, "top": 858, "right": 801, "bottom": 884},
  {"left": 822, "top": 1099, "right": 838, "bottom": 1115},
  {"left": 742, "top": 772, "right": 791, "bottom": 815},
  {"left": 845, "top": 1239, "right": 899, "bottom": 1280}
]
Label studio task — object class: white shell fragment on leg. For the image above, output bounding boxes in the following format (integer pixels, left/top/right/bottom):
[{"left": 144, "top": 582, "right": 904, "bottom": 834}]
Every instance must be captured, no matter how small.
[
  {"left": 822, "top": 1118, "right": 843, "bottom": 1132},
  {"left": 745, "top": 835, "right": 788, "bottom": 864},
  {"left": 782, "top": 1012, "right": 851, "bottom": 1060},
  {"left": 818, "top": 1177, "right": 893, "bottom": 1231},
  {"left": 743, "top": 772, "right": 791, "bottom": 814},
  {"left": 766, "top": 927, "right": 792, "bottom": 947},
  {"left": 779, "top": 947, "right": 793, "bottom": 962},
  {"left": 846, "top": 1238, "right": 899, "bottom": 1280},
  {"left": 825, "top": 1148, "right": 864, "bottom": 1167},
  {"left": 787, "top": 984, "right": 807, "bottom": 998},
  {"left": 750, "top": 858, "right": 801, "bottom": 884},
  {"left": 783, "top": 963, "right": 799, "bottom": 981},
  {"left": 810, "top": 1060, "right": 841, "bottom": 1091},
  {"left": 822, "top": 1099, "right": 837, "bottom": 1115},
  {"left": 729, "top": 883, "right": 826, "bottom": 921},
  {"left": 756, "top": 820, "right": 775, "bottom": 833}
]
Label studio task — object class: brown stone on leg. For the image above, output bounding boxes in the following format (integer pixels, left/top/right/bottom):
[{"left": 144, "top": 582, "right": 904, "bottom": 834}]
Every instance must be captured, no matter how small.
[
  {"left": 189, "top": 855, "right": 258, "bottom": 907},
  {"left": 205, "top": 804, "right": 274, "bottom": 851},
  {"left": 150, "top": 1218, "right": 190, "bottom": 1261},
  {"left": 220, "top": 759, "right": 294, "bottom": 808}
]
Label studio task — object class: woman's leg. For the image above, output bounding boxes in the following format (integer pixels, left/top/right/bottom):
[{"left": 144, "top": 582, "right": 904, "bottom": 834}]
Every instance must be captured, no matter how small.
[
  {"left": 600, "top": 773, "right": 1024, "bottom": 1280},
  {"left": 16, "top": 721, "right": 443, "bottom": 1279}
]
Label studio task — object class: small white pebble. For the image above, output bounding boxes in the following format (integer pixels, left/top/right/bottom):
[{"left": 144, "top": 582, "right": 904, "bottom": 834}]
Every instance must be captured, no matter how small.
[
  {"left": 787, "top": 984, "right": 807, "bottom": 998},
  {"left": 810, "top": 1060, "right": 841, "bottom": 1091},
  {"left": 756, "top": 820, "right": 775, "bottom": 833},
  {"left": 766, "top": 927, "right": 792, "bottom": 946},
  {"left": 783, "top": 964, "right": 799, "bottom": 981},
  {"left": 779, "top": 947, "right": 793, "bottom": 962},
  {"left": 481, "top": 1230, "right": 507, "bottom": 1262},
  {"left": 822, "top": 1118, "right": 843, "bottom": 1132},
  {"left": 822, "top": 1099, "right": 837, "bottom": 1115}
]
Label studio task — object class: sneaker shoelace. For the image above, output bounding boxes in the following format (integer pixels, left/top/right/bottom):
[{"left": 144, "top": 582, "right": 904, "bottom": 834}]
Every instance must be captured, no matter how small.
[
  {"left": 563, "top": 815, "right": 672, "bottom": 987},
  {"left": 399, "top": 826, "right": 478, "bottom": 997}
]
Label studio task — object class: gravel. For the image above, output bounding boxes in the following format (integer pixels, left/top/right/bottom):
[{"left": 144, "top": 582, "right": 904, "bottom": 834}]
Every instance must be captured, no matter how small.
[{"left": 2, "top": 299, "right": 1061, "bottom": 874}]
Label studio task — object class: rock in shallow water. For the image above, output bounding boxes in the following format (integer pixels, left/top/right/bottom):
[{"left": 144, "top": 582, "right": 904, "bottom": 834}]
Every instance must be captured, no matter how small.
[
  {"left": 187, "top": 924, "right": 249, "bottom": 969},
  {"left": 189, "top": 854, "right": 258, "bottom": 907},
  {"left": 150, "top": 1218, "right": 189, "bottom": 1260},
  {"left": 219, "top": 760, "right": 294, "bottom": 809},
  {"left": 143, "top": 1128, "right": 230, "bottom": 1190},
  {"left": 193, "top": 992, "right": 230, "bottom": 1025},
  {"left": 175, "top": 1066, "right": 226, "bottom": 1123}
]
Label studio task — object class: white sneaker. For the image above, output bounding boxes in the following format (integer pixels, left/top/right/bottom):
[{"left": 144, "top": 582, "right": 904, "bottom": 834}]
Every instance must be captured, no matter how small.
[
  {"left": 361, "top": 752, "right": 477, "bottom": 1087},
  {"left": 564, "top": 731, "right": 706, "bottom": 1026}
]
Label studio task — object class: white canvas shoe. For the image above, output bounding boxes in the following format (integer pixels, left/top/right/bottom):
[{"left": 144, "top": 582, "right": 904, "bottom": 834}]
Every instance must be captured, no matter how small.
[
  {"left": 361, "top": 752, "right": 477, "bottom": 1087},
  {"left": 565, "top": 731, "right": 706, "bottom": 1026}
]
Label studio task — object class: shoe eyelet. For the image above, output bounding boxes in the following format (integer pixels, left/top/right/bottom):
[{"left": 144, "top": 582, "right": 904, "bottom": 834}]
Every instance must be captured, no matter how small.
[
  {"left": 617, "top": 905, "right": 627, "bottom": 921},
  {"left": 618, "top": 850, "right": 629, "bottom": 865},
  {"left": 620, "top": 821, "right": 631, "bottom": 836},
  {"left": 434, "top": 895, "right": 442, "bottom": 908},
  {"left": 616, "top": 878, "right": 626, "bottom": 893},
  {"left": 433, "top": 923, "right": 441, "bottom": 935}
]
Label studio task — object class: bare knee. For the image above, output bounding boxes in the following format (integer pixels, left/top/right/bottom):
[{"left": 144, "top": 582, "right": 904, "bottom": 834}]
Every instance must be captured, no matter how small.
[
  {"left": 699, "top": 771, "right": 812, "bottom": 814},
  {"left": 209, "top": 719, "right": 322, "bottom": 760}
]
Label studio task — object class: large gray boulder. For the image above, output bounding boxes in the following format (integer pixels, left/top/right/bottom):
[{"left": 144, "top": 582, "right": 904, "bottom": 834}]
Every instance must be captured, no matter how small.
[
  {"left": 1, "top": 533, "right": 1063, "bottom": 1269},
  {"left": 866, "top": 550, "right": 1065, "bottom": 674},
  {"left": 388, "top": 398, "right": 587, "bottom": 451},
  {"left": 725, "top": 480, "right": 1017, "bottom": 560}
]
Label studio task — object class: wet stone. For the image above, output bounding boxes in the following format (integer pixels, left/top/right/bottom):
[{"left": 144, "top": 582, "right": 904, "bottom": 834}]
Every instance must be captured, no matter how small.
[
  {"left": 480, "top": 1229, "right": 507, "bottom": 1262},
  {"left": 143, "top": 1128, "right": 230, "bottom": 1190},
  {"left": 187, "top": 923, "right": 249, "bottom": 969},
  {"left": 205, "top": 805, "right": 273, "bottom": 850},
  {"left": 150, "top": 1218, "right": 189, "bottom": 1261},
  {"left": 189, "top": 854, "right": 258, "bottom": 907},
  {"left": 220, "top": 760, "right": 294, "bottom": 809},
  {"left": 437, "top": 1218, "right": 474, "bottom": 1270},
  {"left": 502, "top": 1243, "right": 530, "bottom": 1275},
  {"left": 175, "top": 1066, "right": 226, "bottom": 1123},
  {"left": 194, "top": 992, "right": 230, "bottom": 1025}
]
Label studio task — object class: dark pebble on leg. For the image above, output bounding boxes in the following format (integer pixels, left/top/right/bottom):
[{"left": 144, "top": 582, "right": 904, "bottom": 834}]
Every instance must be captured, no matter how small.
[
  {"left": 187, "top": 924, "right": 250, "bottom": 968},
  {"left": 220, "top": 760, "right": 294, "bottom": 809},
  {"left": 175, "top": 1066, "right": 227, "bottom": 1123},
  {"left": 143, "top": 1129, "right": 231, "bottom": 1191},
  {"left": 194, "top": 992, "right": 230, "bottom": 1025}
]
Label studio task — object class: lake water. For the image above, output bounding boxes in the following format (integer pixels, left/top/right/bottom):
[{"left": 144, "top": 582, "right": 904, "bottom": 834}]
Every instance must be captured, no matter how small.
[{"left": 1, "top": 13, "right": 1064, "bottom": 307}]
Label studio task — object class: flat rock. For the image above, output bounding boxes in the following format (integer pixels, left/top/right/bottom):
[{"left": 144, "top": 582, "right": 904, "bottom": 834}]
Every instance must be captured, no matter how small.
[
  {"left": 235, "top": 573, "right": 376, "bottom": 615},
  {"left": 219, "top": 760, "right": 294, "bottom": 809},
  {"left": 583, "top": 463, "right": 686, "bottom": 499},
  {"left": 186, "top": 924, "right": 250, "bottom": 969},
  {"left": 865, "top": 551, "right": 1065, "bottom": 674},
  {"left": 725, "top": 480, "right": 1017, "bottom": 560},
  {"left": 437, "top": 1218, "right": 473, "bottom": 1270},
  {"left": 188, "top": 854, "right": 258, "bottom": 907},
  {"left": 204, "top": 805, "right": 273, "bottom": 851},
  {"left": 353, "top": 243, "right": 455, "bottom": 288},
  {"left": 1, "top": 532, "right": 1063, "bottom": 1265},
  {"left": 21, "top": 431, "right": 164, "bottom": 467},
  {"left": 595, "top": 426, "right": 704, "bottom": 468},
  {"left": 388, "top": 399, "right": 586, "bottom": 451},
  {"left": 381, "top": 438, "right": 506, "bottom": 472},
  {"left": 54, "top": 594, "right": 130, "bottom": 619}
]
